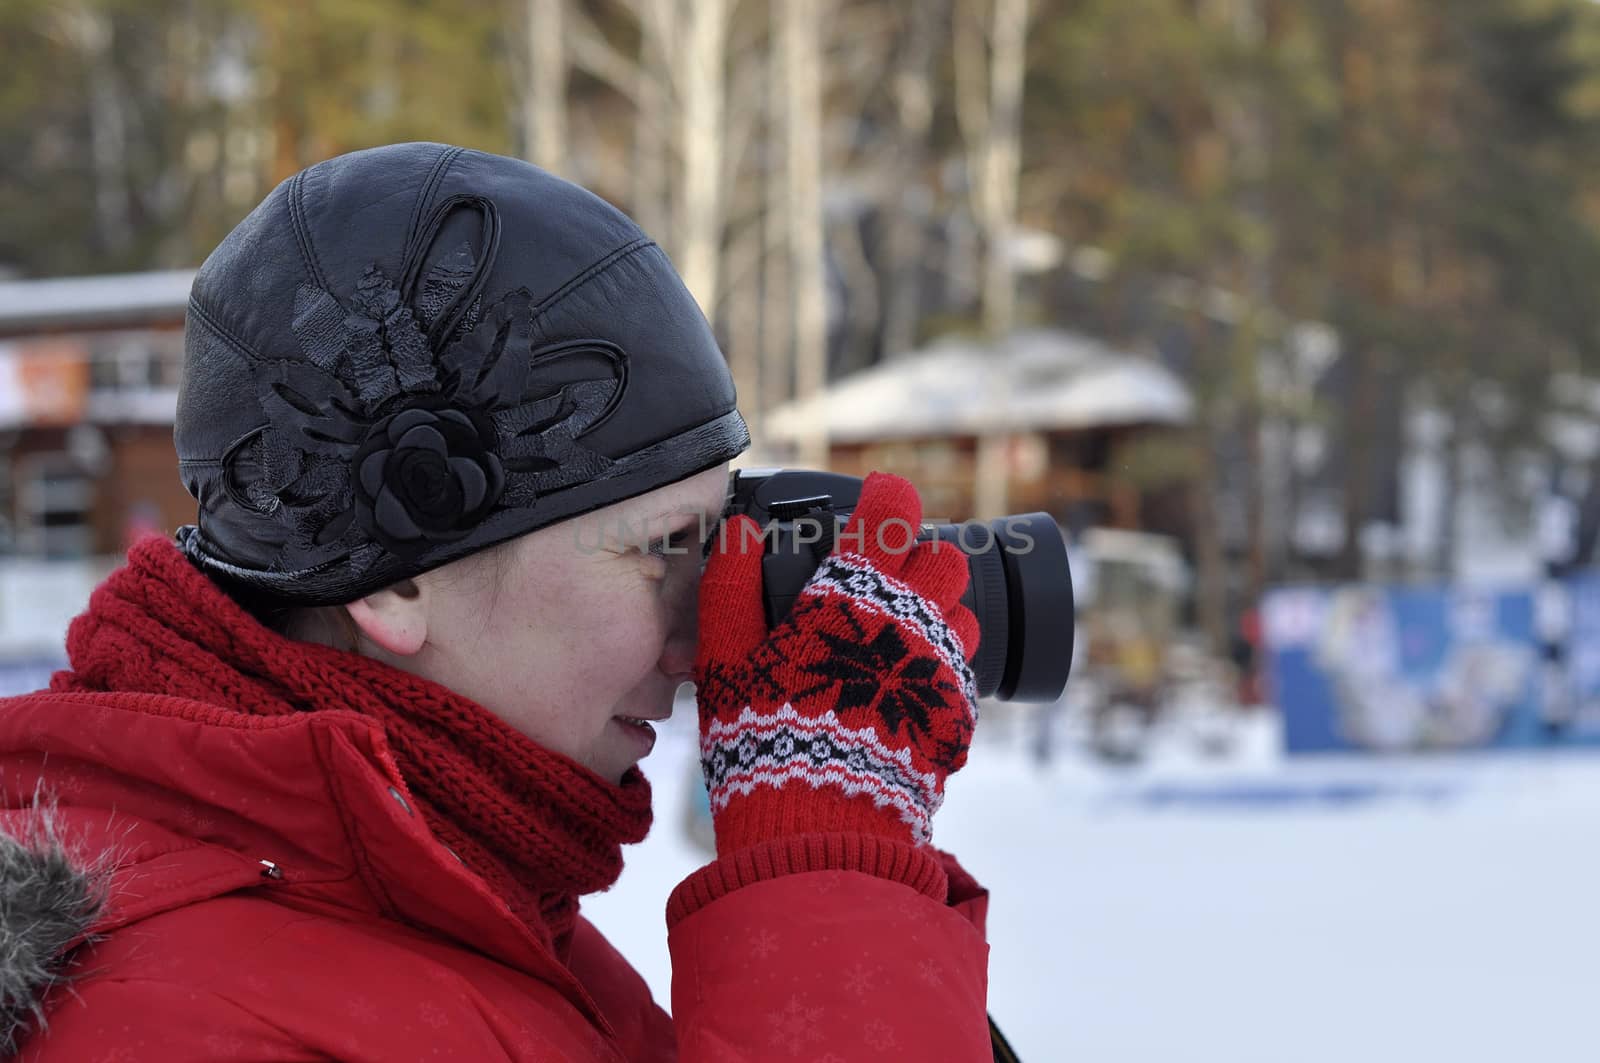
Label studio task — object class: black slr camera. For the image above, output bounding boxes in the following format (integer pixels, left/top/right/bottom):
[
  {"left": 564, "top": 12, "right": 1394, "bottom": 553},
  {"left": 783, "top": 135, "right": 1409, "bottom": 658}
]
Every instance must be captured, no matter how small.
[{"left": 722, "top": 468, "right": 1075, "bottom": 702}]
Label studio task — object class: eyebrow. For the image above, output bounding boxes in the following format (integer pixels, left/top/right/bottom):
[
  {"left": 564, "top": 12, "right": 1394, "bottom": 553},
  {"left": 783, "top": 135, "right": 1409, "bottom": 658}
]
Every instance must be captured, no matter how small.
[
  {"left": 622, "top": 511, "right": 707, "bottom": 549},
  {"left": 652, "top": 504, "right": 722, "bottom": 530}
]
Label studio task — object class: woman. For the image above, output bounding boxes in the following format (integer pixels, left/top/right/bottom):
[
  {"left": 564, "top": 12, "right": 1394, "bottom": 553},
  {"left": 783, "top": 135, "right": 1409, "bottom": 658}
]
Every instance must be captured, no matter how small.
[{"left": 0, "top": 143, "right": 993, "bottom": 1061}]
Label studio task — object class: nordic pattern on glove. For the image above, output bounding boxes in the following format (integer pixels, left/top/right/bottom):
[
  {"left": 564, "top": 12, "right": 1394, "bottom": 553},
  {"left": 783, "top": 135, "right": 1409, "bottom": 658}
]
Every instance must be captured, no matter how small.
[{"left": 694, "top": 472, "right": 980, "bottom": 851}]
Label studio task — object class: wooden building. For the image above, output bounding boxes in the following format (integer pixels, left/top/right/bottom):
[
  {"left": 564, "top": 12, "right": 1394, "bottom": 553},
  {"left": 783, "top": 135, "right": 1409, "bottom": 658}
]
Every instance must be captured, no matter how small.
[
  {"left": 0, "top": 271, "right": 195, "bottom": 559},
  {"left": 758, "top": 328, "right": 1193, "bottom": 530}
]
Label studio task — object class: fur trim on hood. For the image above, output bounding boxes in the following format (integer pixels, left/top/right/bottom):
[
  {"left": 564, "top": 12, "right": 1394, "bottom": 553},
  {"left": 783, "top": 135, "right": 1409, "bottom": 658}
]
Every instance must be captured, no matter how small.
[{"left": 0, "top": 799, "right": 108, "bottom": 1056}]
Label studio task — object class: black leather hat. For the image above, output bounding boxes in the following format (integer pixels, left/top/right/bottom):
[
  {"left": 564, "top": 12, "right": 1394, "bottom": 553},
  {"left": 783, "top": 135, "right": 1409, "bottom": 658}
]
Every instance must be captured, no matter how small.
[{"left": 174, "top": 143, "right": 749, "bottom": 606}]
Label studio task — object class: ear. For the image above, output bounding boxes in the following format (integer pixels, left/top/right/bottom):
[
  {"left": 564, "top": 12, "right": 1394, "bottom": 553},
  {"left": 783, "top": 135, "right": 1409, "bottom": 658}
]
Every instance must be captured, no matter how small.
[{"left": 343, "top": 579, "right": 427, "bottom": 657}]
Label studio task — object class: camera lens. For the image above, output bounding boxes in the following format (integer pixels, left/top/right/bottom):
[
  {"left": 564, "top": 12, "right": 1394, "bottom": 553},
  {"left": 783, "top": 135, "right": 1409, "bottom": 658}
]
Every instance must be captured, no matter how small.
[
  {"left": 994, "top": 513, "right": 1074, "bottom": 700},
  {"left": 926, "top": 515, "right": 1074, "bottom": 701}
]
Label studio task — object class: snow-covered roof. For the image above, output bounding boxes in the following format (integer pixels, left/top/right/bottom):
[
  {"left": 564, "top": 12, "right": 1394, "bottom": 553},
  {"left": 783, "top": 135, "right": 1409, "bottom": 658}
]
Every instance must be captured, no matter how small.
[
  {"left": 0, "top": 270, "right": 194, "bottom": 336},
  {"left": 763, "top": 328, "right": 1192, "bottom": 444}
]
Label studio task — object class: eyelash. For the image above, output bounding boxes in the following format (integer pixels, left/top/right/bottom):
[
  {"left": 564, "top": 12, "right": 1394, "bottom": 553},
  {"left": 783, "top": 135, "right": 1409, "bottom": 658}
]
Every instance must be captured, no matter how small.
[{"left": 645, "top": 529, "right": 697, "bottom": 559}]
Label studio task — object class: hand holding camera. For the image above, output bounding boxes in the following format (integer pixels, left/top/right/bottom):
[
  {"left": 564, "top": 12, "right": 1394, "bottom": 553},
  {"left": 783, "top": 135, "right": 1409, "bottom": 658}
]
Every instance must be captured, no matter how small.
[{"left": 694, "top": 471, "right": 983, "bottom": 852}]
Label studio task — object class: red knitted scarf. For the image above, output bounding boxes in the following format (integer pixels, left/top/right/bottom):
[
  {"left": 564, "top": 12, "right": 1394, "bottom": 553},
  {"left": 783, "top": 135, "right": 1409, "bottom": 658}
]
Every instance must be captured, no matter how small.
[{"left": 52, "top": 536, "right": 653, "bottom": 953}]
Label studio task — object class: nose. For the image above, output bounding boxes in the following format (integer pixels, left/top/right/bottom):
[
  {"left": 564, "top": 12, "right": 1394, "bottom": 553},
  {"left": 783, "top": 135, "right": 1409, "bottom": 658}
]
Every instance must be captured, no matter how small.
[
  {"left": 658, "top": 636, "right": 695, "bottom": 683},
  {"left": 658, "top": 570, "right": 700, "bottom": 682}
]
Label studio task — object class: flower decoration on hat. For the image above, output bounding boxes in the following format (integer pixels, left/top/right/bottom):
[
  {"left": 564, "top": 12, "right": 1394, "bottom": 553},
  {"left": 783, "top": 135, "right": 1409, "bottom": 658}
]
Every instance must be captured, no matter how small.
[
  {"left": 352, "top": 404, "right": 504, "bottom": 556},
  {"left": 236, "top": 195, "right": 622, "bottom": 564}
]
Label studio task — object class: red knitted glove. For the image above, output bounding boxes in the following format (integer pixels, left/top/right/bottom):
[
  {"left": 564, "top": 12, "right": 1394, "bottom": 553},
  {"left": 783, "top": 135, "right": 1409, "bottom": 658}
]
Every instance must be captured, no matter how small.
[{"left": 694, "top": 471, "right": 981, "bottom": 854}]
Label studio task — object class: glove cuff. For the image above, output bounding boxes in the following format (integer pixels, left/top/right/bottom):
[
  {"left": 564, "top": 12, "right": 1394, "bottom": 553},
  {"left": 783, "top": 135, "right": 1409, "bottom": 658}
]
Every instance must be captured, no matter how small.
[{"left": 666, "top": 832, "right": 947, "bottom": 929}]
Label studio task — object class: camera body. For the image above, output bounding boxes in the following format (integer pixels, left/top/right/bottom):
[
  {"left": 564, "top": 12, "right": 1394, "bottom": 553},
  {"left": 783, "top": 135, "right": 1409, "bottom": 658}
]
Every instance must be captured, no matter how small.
[{"left": 723, "top": 468, "right": 1075, "bottom": 702}]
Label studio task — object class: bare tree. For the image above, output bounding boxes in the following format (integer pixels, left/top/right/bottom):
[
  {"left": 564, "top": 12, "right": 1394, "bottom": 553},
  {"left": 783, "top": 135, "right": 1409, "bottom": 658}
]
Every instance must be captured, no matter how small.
[
  {"left": 523, "top": 0, "right": 568, "bottom": 173},
  {"left": 955, "top": 0, "right": 1030, "bottom": 517},
  {"left": 759, "top": 20, "right": 793, "bottom": 434},
  {"left": 42, "top": 2, "right": 252, "bottom": 267},
  {"left": 565, "top": 0, "right": 735, "bottom": 318},
  {"left": 674, "top": 0, "right": 731, "bottom": 315},
  {"left": 879, "top": 0, "right": 947, "bottom": 361},
  {"left": 722, "top": 206, "right": 765, "bottom": 443},
  {"left": 52, "top": 4, "right": 132, "bottom": 256},
  {"left": 973, "top": 0, "right": 1028, "bottom": 341},
  {"left": 630, "top": 1, "right": 673, "bottom": 244},
  {"left": 782, "top": 0, "right": 830, "bottom": 469}
]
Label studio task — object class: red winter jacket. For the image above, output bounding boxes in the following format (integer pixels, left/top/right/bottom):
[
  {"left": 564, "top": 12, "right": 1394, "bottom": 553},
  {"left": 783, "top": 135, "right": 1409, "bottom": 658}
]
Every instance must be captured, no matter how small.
[{"left": 0, "top": 688, "right": 993, "bottom": 1060}]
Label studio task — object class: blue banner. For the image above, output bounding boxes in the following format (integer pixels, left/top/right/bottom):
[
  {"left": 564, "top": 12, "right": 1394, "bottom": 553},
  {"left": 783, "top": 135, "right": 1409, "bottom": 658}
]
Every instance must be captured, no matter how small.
[{"left": 1262, "top": 584, "right": 1567, "bottom": 753}]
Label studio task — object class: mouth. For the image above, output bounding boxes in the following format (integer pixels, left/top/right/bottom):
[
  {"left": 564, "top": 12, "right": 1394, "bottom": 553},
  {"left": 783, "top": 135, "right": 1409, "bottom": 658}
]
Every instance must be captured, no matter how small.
[
  {"left": 611, "top": 713, "right": 665, "bottom": 756},
  {"left": 613, "top": 711, "right": 671, "bottom": 726}
]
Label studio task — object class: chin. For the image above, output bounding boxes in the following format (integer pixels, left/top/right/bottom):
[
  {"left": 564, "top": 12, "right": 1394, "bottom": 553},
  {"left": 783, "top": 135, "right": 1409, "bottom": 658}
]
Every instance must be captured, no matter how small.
[
  {"left": 586, "top": 747, "right": 639, "bottom": 785},
  {"left": 599, "top": 761, "right": 636, "bottom": 786}
]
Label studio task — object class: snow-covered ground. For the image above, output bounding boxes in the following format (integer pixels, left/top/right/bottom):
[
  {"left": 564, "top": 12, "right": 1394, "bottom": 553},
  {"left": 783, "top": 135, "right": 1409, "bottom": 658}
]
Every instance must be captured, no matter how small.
[{"left": 584, "top": 705, "right": 1600, "bottom": 1063}]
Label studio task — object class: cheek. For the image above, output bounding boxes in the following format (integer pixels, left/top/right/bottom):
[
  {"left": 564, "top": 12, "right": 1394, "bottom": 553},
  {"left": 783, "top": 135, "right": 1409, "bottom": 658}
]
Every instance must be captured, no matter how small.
[
  {"left": 580, "top": 603, "right": 663, "bottom": 676},
  {"left": 503, "top": 572, "right": 669, "bottom": 704}
]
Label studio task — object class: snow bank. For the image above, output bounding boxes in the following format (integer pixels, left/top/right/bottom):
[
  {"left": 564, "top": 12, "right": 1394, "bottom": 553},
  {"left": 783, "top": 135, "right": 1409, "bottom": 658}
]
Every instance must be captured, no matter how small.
[{"left": 587, "top": 711, "right": 1600, "bottom": 1062}]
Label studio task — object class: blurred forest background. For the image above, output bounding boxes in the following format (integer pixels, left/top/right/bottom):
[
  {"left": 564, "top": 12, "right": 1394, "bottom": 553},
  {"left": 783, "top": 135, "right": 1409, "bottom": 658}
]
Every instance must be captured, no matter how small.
[
  {"left": 9, "top": 12, "right": 1600, "bottom": 1049},
  {"left": 7, "top": 0, "right": 1600, "bottom": 655}
]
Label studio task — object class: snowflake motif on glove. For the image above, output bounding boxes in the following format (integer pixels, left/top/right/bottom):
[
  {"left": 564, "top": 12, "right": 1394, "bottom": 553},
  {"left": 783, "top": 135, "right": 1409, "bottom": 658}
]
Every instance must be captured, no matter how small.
[
  {"left": 773, "top": 600, "right": 975, "bottom": 775},
  {"left": 693, "top": 472, "right": 981, "bottom": 852}
]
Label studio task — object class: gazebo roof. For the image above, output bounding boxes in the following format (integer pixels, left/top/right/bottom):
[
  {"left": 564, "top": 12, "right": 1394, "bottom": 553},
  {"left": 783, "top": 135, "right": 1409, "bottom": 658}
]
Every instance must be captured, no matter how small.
[{"left": 763, "top": 328, "right": 1192, "bottom": 444}]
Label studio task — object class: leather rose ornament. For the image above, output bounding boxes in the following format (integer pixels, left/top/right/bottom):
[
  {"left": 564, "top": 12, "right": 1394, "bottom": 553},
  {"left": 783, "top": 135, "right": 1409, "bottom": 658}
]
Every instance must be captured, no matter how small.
[
  {"left": 352, "top": 405, "right": 505, "bottom": 558},
  {"left": 241, "top": 239, "right": 622, "bottom": 578}
]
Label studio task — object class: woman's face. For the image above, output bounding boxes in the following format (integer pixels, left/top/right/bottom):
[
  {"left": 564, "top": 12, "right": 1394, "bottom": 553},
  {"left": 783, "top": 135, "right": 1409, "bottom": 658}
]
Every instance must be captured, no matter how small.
[{"left": 363, "top": 465, "right": 730, "bottom": 783}]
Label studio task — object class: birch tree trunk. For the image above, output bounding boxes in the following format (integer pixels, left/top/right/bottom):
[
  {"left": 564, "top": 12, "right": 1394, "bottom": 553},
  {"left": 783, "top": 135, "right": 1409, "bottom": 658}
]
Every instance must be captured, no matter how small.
[
  {"left": 783, "top": 0, "right": 831, "bottom": 470},
  {"left": 564, "top": 0, "right": 727, "bottom": 321},
  {"left": 958, "top": 0, "right": 1030, "bottom": 517},
  {"left": 523, "top": 0, "right": 567, "bottom": 174},
  {"left": 723, "top": 218, "right": 764, "bottom": 446},
  {"left": 760, "top": 18, "right": 793, "bottom": 433},
  {"left": 675, "top": 0, "right": 730, "bottom": 317},
  {"left": 977, "top": 0, "right": 1027, "bottom": 342},
  {"left": 541, "top": 0, "right": 750, "bottom": 418},
  {"left": 56, "top": 4, "right": 132, "bottom": 255},
  {"left": 631, "top": 0, "right": 674, "bottom": 246},
  {"left": 879, "top": 1, "right": 946, "bottom": 361}
]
